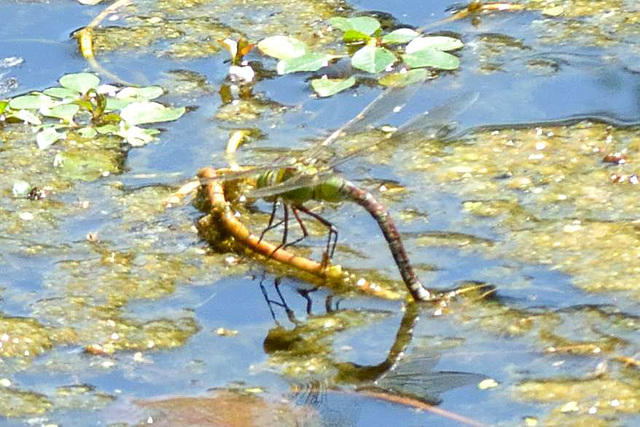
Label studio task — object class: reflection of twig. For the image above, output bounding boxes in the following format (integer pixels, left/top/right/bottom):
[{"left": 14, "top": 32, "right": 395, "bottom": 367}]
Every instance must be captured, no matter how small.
[
  {"left": 197, "top": 167, "right": 402, "bottom": 300},
  {"left": 359, "top": 390, "right": 488, "bottom": 427},
  {"left": 77, "top": 0, "right": 133, "bottom": 84}
]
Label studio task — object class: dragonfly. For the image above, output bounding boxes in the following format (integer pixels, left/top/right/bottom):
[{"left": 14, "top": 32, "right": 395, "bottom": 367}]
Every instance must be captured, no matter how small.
[{"left": 200, "top": 83, "right": 478, "bottom": 302}]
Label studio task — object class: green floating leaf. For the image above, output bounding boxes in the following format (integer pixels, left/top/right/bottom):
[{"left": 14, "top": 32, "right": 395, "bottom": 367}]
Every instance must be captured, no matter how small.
[
  {"left": 78, "top": 127, "right": 97, "bottom": 138},
  {"left": 381, "top": 28, "right": 420, "bottom": 44},
  {"left": 117, "top": 86, "right": 164, "bottom": 100},
  {"left": 105, "top": 98, "right": 133, "bottom": 111},
  {"left": 120, "top": 101, "right": 186, "bottom": 125},
  {"left": 9, "top": 93, "right": 56, "bottom": 110},
  {"left": 36, "top": 127, "right": 65, "bottom": 149},
  {"left": 95, "top": 124, "right": 119, "bottom": 134},
  {"left": 351, "top": 45, "right": 396, "bottom": 73},
  {"left": 59, "top": 73, "right": 100, "bottom": 95},
  {"left": 12, "top": 180, "right": 31, "bottom": 197},
  {"left": 277, "top": 53, "right": 336, "bottom": 74},
  {"left": 311, "top": 76, "right": 356, "bottom": 97},
  {"left": 402, "top": 48, "right": 460, "bottom": 70},
  {"left": 343, "top": 29, "right": 371, "bottom": 44},
  {"left": 117, "top": 125, "right": 160, "bottom": 146},
  {"left": 379, "top": 69, "right": 429, "bottom": 87},
  {"left": 258, "top": 36, "right": 307, "bottom": 59},
  {"left": 44, "top": 87, "right": 79, "bottom": 99},
  {"left": 330, "top": 16, "right": 380, "bottom": 36},
  {"left": 405, "top": 36, "right": 464, "bottom": 54},
  {"left": 0, "top": 100, "right": 8, "bottom": 114},
  {"left": 12, "top": 109, "right": 42, "bottom": 125},
  {"left": 328, "top": 17, "right": 351, "bottom": 31},
  {"left": 42, "top": 104, "right": 80, "bottom": 122}
]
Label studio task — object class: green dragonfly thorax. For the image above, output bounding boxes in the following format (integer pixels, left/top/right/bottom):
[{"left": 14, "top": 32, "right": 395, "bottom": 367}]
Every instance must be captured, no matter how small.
[{"left": 255, "top": 166, "right": 345, "bottom": 205}]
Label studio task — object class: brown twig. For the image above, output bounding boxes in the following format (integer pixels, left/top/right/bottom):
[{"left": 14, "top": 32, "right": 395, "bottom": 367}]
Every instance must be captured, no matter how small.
[
  {"left": 197, "top": 167, "right": 402, "bottom": 300},
  {"left": 417, "top": 2, "right": 525, "bottom": 33},
  {"left": 76, "top": 0, "right": 133, "bottom": 84}
]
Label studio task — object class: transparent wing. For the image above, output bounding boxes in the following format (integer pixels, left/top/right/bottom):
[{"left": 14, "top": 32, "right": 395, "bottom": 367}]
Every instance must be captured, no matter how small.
[
  {"left": 329, "top": 91, "right": 479, "bottom": 170},
  {"left": 304, "top": 83, "right": 423, "bottom": 161},
  {"left": 392, "top": 91, "right": 479, "bottom": 141},
  {"left": 201, "top": 83, "right": 426, "bottom": 193},
  {"left": 371, "top": 354, "right": 485, "bottom": 404},
  {"left": 246, "top": 171, "right": 336, "bottom": 199}
]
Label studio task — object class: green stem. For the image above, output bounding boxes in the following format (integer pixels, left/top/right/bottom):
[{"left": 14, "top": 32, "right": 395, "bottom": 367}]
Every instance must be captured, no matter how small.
[{"left": 340, "top": 181, "right": 433, "bottom": 302}]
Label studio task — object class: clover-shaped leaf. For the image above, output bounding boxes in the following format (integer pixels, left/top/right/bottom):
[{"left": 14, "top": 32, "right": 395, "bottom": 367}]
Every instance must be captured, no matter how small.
[
  {"left": 329, "top": 16, "right": 380, "bottom": 36},
  {"left": 311, "top": 76, "right": 356, "bottom": 97},
  {"left": 352, "top": 45, "right": 396, "bottom": 73},
  {"left": 405, "top": 36, "right": 464, "bottom": 54},
  {"left": 120, "top": 101, "right": 185, "bottom": 126},
  {"left": 277, "top": 53, "right": 336, "bottom": 74},
  {"left": 59, "top": 73, "right": 100, "bottom": 95},
  {"left": 37, "top": 126, "right": 66, "bottom": 149},
  {"left": 402, "top": 48, "right": 459, "bottom": 70},
  {"left": 9, "top": 93, "right": 56, "bottom": 110},
  {"left": 381, "top": 28, "right": 420, "bottom": 44},
  {"left": 258, "top": 36, "right": 307, "bottom": 59}
]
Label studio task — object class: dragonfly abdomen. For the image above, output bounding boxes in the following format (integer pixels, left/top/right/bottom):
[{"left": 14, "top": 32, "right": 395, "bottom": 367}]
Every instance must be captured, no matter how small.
[{"left": 339, "top": 180, "right": 433, "bottom": 302}]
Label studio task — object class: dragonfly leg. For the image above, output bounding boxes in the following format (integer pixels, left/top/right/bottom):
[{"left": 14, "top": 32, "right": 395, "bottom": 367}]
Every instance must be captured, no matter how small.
[
  {"left": 267, "top": 203, "right": 290, "bottom": 259},
  {"left": 258, "top": 200, "right": 286, "bottom": 244},
  {"left": 297, "top": 287, "right": 319, "bottom": 315},
  {"left": 282, "top": 206, "right": 311, "bottom": 250},
  {"left": 295, "top": 206, "right": 339, "bottom": 267}
]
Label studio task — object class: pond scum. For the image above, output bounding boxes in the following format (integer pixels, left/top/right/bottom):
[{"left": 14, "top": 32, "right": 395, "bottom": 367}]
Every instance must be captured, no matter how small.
[{"left": 1, "top": 0, "right": 640, "bottom": 425}]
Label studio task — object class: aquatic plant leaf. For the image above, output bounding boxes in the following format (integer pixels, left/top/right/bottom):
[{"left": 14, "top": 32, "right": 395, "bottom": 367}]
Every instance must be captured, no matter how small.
[
  {"left": 258, "top": 36, "right": 307, "bottom": 59},
  {"left": 9, "top": 94, "right": 56, "bottom": 110},
  {"left": 43, "top": 87, "right": 79, "bottom": 99},
  {"left": 0, "top": 100, "right": 7, "bottom": 114},
  {"left": 95, "top": 124, "right": 119, "bottom": 134},
  {"left": 405, "top": 36, "right": 463, "bottom": 54},
  {"left": 352, "top": 45, "right": 396, "bottom": 73},
  {"left": 105, "top": 98, "right": 133, "bottom": 111},
  {"left": 36, "top": 127, "right": 65, "bottom": 149},
  {"left": 379, "top": 69, "right": 429, "bottom": 87},
  {"left": 117, "top": 86, "right": 164, "bottom": 100},
  {"left": 120, "top": 101, "right": 185, "bottom": 125},
  {"left": 97, "top": 84, "right": 119, "bottom": 95},
  {"left": 542, "top": 6, "right": 564, "bottom": 17},
  {"left": 78, "top": 127, "right": 97, "bottom": 138},
  {"left": 311, "top": 76, "right": 356, "bottom": 97},
  {"left": 12, "top": 180, "right": 30, "bottom": 197},
  {"left": 329, "top": 16, "right": 380, "bottom": 36},
  {"left": 343, "top": 29, "right": 371, "bottom": 43},
  {"left": 402, "top": 49, "right": 460, "bottom": 70},
  {"left": 42, "top": 104, "right": 80, "bottom": 122},
  {"left": 59, "top": 73, "right": 100, "bottom": 95},
  {"left": 12, "top": 109, "right": 41, "bottom": 125},
  {"left": 117, "top": 124, "right": 159, "bottom": 146},
  {"left": 381, "top": 28, "right": 420, "bottom": 44},
  {"left": 277, "top": 53, "right": 336, "bottom": 74}
]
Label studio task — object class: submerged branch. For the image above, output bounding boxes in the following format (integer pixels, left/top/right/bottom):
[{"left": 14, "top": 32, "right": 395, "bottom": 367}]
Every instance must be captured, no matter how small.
[
  {"left": 76, "top": 0, "right": 133, "bottom": 84},
  {"left": 197, "top": 167, "right": 402, "bottom": 300}
]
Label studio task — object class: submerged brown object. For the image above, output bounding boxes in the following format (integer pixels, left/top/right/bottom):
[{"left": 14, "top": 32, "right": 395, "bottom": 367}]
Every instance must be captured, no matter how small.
[{"left": 197, "top": 167, "right": 401, "bottom": 300}]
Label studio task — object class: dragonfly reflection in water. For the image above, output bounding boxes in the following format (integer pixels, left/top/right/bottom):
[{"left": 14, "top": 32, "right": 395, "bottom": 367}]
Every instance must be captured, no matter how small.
[
  {"left": 259, "top": 282, "right": 487, "bottom": 426},
  {"left": 201, "top": 83, "right": 478, "bottom": 302}
]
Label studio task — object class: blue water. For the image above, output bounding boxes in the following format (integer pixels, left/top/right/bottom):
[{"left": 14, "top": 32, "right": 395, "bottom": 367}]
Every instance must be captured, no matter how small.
[{"left": 2, "top": 0, "right": 640, "bottom": 425}]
